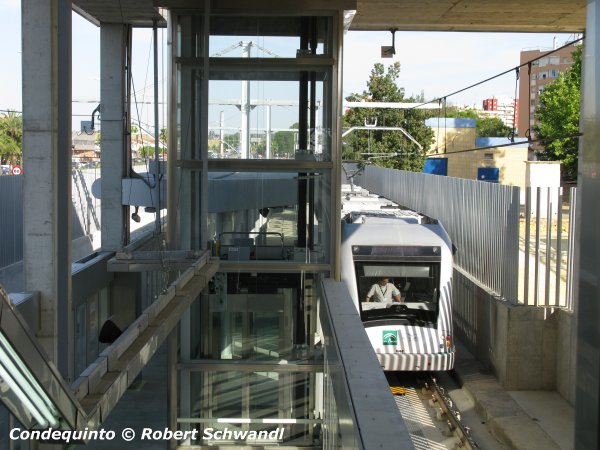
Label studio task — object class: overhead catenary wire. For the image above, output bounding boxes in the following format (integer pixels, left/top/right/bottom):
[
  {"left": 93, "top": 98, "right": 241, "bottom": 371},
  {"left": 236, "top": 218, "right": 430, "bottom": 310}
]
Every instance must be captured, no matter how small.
[{"left": 407, "top": 36, "right": 584, "bottom": 111}]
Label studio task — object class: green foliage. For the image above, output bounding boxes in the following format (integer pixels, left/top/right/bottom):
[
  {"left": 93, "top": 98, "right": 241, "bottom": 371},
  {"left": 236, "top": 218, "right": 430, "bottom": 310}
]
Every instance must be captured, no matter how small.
[
  {"left": 272, "top": 130, "right": 295, "bottom": 158},
  {"left": 534, "top": 45, "right": 582, "bottom": 181},
  {"left": 342, "top": 63, "right": 434, "bottom": 172},
  {"left": 477, "top": 116, "right": 512, "bottom": 138},
  {"left": 0, "top": 111, "right": 22, "bottom": 164},
  {"left": 138, "top": 145, "right": 155, "bottom": 159},
  {"left": 444, "top": 106, "right": 479, "bottom": 119},
  {"left": 445, "top": 107, "right": 512, "bottom": 137}
]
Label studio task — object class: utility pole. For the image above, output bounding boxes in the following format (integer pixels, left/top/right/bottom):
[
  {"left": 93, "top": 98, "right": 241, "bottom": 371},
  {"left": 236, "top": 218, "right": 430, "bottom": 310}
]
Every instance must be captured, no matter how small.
[{"left": 240, "top": 41, "right": 251, "bottom": 159}]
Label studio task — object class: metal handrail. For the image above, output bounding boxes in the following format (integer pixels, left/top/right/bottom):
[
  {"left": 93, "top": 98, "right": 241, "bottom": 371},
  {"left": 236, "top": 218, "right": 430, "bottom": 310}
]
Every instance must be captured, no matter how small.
[{"left": 218, "top": 231, "right": 285, "bottom": 247}]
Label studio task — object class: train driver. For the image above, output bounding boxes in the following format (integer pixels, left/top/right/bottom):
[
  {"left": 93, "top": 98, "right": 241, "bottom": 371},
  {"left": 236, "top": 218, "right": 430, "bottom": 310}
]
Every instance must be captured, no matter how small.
[{"left": 366, "top": 277, "right": 401, "bottom": 302}]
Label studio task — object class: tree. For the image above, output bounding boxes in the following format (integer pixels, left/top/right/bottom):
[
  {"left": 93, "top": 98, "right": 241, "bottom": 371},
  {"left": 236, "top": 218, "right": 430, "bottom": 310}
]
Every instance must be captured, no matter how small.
[
  {"left": 267, "top": 122, "right": 299, "bottom": 158},
  {"left": 0, "top": 111, "right": 23, "bottom": 165},
  {"left": 444, "top": 106, "right": 512, "bottom": 137},
  {"left": 138, "top": 145, "right": 155, "bottom": 159},
  {"left": 534, "top": 45, "right": 582, "bottom": 181},
  {"left": 272, "top": 130, "right": 295, "bottom": 158},
  {"left": 342, "top": 63, "right": 434, "bottom": 172},
  {"left": 477, "top": 117, "right": 512, "bottom": 138}
]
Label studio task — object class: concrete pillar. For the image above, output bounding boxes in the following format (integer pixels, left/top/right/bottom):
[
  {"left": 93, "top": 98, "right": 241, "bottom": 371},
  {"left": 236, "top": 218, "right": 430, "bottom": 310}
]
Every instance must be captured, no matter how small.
[
  {"left": 22, "top": 0, "right": 72, "bottom": 378},
  {"left": 575, "top": 1, "right": 600, "bottom": 447},
  {"left": 100, "top": 24, "right": 128, "bottom": 251}
]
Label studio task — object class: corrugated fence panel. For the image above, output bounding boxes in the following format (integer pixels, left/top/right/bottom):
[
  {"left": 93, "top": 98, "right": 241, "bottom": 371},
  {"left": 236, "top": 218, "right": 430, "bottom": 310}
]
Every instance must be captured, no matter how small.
[
  {"left": 1, "top": 171, "right": 102, "bottom": 270},
  {"left": 359, "top": 167, "right": 520, "bottom": 303},
  {"left": 0, "top": 176, "right": 24, "bottom": 268}
]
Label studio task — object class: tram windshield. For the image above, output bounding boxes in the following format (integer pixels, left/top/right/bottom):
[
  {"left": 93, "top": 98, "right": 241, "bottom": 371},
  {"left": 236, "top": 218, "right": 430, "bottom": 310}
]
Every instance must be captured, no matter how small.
[{"left": 354, "top": 262, "right": 441, "bottom": 326}]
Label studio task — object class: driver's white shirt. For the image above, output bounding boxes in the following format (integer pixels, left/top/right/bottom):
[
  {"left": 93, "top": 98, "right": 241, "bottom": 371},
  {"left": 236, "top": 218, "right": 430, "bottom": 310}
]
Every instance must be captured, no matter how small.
[{"left": 366, "top": 282, "right": 400, "bottom": 302}]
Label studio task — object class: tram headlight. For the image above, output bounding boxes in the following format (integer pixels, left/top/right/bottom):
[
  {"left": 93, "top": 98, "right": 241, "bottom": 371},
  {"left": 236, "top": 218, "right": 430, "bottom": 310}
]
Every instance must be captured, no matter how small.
[{"left": 445, "top": 335, "right": 452, "bottom": 352}]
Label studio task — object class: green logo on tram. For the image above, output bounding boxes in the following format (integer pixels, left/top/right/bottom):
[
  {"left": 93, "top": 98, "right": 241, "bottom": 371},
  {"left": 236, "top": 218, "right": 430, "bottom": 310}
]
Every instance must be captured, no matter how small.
[{"left": 383, "top": 330, "right": 398, "bottom": 346}]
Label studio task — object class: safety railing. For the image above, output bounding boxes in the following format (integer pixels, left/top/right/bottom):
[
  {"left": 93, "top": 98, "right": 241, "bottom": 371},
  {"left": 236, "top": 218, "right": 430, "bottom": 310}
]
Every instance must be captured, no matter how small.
[
  {"left": 319, "top": 279, "right": 414, "bottom": 450},
  {"left": 521, "top": 186, "right": 577, "bottom": 310},
  {"left": 218, "top": 231, "right": 286, "bottom": 261}
]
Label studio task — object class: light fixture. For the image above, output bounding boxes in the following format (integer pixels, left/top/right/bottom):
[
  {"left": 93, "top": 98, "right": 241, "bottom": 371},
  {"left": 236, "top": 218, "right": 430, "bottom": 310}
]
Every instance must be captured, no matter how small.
[
  {"left": 131, "top": 206, "right": 141, "bottom": 223},
  {"left": 0, "top": 332, "right": 60, "bottom": 428},
  {"left": 381, "top": 28, "right": 398, "bottom": 58}
]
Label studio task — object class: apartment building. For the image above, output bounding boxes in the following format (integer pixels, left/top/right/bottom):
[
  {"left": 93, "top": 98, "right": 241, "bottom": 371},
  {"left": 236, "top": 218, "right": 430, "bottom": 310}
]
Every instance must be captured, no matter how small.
[
  {"left": 481, "top": 96, "right": 519, "bottom": 130},
  {"left": 518, "top": 41, "right": 579, "bottom": 137}
]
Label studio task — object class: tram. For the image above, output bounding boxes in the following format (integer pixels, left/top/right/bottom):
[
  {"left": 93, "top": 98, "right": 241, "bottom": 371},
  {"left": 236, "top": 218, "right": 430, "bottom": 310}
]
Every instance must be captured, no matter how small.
[{"left": 340, "top": 185, "right": 455, "bottom": 371}]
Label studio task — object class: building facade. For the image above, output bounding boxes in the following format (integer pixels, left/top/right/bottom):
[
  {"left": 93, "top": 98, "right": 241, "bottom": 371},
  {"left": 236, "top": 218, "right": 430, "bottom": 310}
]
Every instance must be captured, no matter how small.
[
  {"left": 425, "top": 118, "right": 529, "bottom": 187},
  {"left": 517, "top": 42, "right": 579, "bottom": 137},
  {"left": 481, "top": 97, "right": 519, "bottom": 130}
]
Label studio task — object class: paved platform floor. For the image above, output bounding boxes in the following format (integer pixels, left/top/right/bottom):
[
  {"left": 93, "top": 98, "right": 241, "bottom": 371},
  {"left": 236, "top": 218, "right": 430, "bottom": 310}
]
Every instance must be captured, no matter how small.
[
  {"left": 453, "top": 340, "right": 574, "bottom": 450},
  {"left": 508, "top": 390, "right": 574, "bottom": 450}
]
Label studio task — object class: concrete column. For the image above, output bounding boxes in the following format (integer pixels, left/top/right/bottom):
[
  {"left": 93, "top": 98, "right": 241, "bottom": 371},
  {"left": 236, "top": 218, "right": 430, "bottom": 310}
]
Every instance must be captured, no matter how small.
[
  {"left": 22, "top": 0, "right": 72, "bottom": 377},
  {"left": 100, "top": 24, "right": 128, "bottom": 251},
  {"left": 575, "top": 1, "right": 600, "bottom": 447}
]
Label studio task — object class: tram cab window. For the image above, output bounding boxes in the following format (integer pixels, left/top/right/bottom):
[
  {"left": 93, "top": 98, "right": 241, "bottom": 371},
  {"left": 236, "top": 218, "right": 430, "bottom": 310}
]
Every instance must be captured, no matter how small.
[{"left": 354, "top": 262, "right": 441, "bottom": 325}]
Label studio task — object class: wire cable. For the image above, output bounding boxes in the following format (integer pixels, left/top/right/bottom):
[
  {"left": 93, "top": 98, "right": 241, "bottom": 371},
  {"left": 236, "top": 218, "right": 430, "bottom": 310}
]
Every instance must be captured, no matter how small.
[
  {"left": 407, "top": 36, "right": 584, "bottom": 110},
  {"left": 511, "top": 67, "right": 519, "bottom": 141}
]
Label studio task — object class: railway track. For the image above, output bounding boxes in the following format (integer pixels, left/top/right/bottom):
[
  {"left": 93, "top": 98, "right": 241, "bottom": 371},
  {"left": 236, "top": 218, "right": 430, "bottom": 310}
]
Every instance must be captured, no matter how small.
[{"left": 387, "top": 372, "right": 478, "bottom": 450}]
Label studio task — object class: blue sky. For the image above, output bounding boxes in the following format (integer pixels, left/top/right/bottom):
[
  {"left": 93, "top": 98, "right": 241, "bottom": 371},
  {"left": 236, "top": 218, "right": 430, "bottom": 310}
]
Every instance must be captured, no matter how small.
[{"left": 0, "top": 1, "right": 575, "bottom": 130}]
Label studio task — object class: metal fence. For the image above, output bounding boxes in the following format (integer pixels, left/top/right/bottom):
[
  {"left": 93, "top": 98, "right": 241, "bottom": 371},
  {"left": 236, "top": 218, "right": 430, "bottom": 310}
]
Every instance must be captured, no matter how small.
[
  {"left": 0, "top": 170, "right": 101, "bottom": 270},
  {"left": 0, "top": 176, "right": 23, "bottom": 268},
  {"left": 356, "top": 166, "right": 520, "bottom": 303},
  {"left": 521, "top": 186, "right": 578, "bottom": 310},
  {"left": 354, "top": 166, "right": 578, "bottom": 310}
]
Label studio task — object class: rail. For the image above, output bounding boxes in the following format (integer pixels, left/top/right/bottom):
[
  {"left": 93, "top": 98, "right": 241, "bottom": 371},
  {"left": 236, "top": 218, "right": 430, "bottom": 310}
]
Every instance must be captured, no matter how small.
[{"left": 423, "top": 374, "right": 478, "bottom": 450}]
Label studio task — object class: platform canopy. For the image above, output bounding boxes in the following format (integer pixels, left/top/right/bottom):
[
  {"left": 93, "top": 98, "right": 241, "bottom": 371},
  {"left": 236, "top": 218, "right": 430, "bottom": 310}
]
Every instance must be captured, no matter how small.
[
  {"left": 351, "top": 0, "right": 586, "bottom": 32},
  {"left": 73, "top": 0, "right": 585, "bottom": 32}
]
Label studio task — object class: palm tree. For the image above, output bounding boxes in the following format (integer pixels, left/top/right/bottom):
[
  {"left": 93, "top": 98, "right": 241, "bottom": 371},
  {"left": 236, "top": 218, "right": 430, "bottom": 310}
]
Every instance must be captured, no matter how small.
[{"left": 0, "top": 111, "right": 22, "bottom": 165}]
